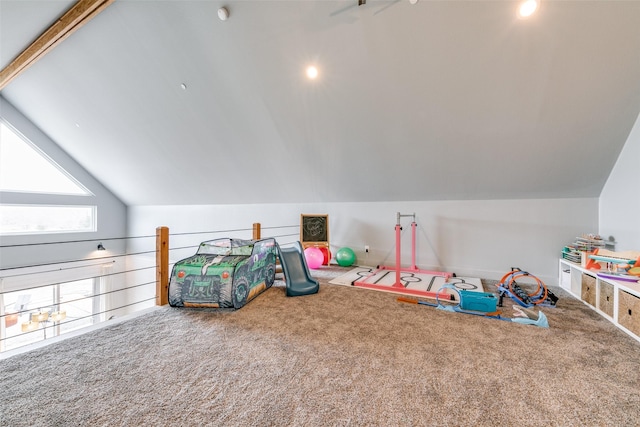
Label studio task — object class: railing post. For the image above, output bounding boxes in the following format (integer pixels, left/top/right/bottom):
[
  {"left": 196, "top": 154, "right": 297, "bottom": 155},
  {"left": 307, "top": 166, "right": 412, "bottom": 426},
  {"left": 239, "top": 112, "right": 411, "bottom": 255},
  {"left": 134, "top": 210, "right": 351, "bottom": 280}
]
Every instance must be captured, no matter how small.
[
  {"left": 253, "top": 222, "right": 261, "bottom": 240},
  {"left": 156, "top": 226, "right": 169, "bottom": 306}
]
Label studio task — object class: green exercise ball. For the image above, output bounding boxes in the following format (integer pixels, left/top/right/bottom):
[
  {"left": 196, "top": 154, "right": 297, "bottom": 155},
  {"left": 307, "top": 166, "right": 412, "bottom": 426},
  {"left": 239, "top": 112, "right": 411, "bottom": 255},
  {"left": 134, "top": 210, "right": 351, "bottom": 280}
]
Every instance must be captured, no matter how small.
[{"left": 336, "top": 247, "right": 356, "bottom": 267}]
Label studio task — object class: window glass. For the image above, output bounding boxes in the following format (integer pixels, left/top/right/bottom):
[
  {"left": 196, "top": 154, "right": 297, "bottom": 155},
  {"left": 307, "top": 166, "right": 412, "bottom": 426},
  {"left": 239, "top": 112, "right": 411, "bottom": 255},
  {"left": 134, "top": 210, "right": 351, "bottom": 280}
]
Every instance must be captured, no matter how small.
[
  {"left": 59, "top": 279, "right": 96, "bottom": 333},
  {"left": 1, "top": 279, "right": 97, "bottom": 351},
  {"left": 2, "top": 285, "right": 55, "bottom": 350},
  {"left": 0, "top": 122, "right": 90, "bottom": 195},
  {"left": 0, "top": 205, "right": 97, "bottom": 234}
]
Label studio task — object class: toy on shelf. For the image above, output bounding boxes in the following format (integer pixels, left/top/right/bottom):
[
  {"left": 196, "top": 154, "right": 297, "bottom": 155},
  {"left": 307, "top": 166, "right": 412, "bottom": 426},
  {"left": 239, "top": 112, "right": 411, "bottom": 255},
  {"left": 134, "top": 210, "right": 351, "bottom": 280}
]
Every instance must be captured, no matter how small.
[
  {"left": 574, "top": 234, "right": 608, "bottom": 252},
  {"left": 628, "top": 267, "right": 640, "bottom": 277},
  {"left": 561, "top": 234, "right": 615, "bottom": 266},
  {"left": 596, "top": 272, "right": 640, "bottom": 283},
  {"left": 585, "top": 249, "right": 640, "bottom": 272}
]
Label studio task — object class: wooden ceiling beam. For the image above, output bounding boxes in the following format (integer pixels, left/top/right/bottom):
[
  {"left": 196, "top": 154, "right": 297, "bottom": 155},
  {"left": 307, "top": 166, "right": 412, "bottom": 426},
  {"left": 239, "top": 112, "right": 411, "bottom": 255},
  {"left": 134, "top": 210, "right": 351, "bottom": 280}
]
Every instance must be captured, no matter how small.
[{"left": 0, "top": 0, "right": 115, "bottom": 91}]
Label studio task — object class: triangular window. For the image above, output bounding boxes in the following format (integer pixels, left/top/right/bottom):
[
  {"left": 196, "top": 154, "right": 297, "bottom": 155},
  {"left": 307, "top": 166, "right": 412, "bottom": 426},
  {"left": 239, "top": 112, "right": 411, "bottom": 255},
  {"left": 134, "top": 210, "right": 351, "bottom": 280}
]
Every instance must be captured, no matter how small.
[{"left": 0, "top": 121, "right": 91, "bottom": 195}]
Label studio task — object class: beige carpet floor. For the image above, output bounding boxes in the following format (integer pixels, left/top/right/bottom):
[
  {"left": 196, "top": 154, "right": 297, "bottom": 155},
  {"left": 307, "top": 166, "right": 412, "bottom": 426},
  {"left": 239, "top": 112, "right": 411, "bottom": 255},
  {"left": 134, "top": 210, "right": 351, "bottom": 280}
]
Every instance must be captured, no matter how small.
[{"left": 1, "top": 266, "right": 639, "bottom": 426}]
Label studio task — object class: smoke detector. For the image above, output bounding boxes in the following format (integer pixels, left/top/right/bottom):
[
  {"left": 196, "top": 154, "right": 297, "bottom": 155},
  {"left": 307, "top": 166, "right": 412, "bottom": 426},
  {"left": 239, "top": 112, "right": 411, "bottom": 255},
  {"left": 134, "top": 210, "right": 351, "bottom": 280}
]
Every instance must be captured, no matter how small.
[{"left": 218, "top": 7, "right": 229, "bottom": 21}]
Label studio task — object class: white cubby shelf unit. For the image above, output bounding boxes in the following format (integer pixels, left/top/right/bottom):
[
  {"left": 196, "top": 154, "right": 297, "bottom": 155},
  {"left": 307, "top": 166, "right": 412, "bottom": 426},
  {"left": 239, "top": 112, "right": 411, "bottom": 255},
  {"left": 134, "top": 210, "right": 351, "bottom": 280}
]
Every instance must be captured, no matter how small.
[{"left": 559, "top": 258, "right": 640, "bottom": 343}]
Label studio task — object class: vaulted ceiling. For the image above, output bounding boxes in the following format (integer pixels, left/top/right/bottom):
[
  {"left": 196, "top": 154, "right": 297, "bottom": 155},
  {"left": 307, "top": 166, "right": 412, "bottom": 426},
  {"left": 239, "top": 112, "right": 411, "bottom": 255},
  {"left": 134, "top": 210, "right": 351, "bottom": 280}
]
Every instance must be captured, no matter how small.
[{"left": 1, "top": 0, "right": 639, "bottom": 206}]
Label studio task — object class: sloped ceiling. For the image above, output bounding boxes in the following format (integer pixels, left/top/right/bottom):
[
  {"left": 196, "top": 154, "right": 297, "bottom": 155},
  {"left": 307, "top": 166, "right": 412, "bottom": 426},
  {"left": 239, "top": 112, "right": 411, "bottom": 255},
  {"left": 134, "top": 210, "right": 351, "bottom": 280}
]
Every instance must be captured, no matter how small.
[{"left": 1, "top": 0, "right": 639, "bottom": 206}]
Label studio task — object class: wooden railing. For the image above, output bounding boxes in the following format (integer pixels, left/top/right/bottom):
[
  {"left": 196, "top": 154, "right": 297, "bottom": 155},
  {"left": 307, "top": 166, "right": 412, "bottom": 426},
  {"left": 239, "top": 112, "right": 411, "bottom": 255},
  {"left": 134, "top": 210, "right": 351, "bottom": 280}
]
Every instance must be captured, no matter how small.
[{"left": 155, "top": 226, "right": 169, "bottom": 306}]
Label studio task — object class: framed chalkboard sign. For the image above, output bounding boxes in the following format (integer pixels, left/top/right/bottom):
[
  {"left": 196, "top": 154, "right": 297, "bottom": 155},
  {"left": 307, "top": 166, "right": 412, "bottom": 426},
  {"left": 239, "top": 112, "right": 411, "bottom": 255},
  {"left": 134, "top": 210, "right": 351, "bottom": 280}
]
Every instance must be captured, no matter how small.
[{"left": 300, "top": 214, "right": 329, "bottom": 246}]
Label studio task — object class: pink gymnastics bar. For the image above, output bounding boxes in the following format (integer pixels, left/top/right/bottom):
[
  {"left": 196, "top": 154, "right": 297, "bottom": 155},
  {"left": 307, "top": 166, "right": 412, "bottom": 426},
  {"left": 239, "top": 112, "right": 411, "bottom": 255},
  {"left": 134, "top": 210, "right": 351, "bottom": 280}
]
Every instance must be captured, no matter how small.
[{"left": 353, "top": 212, "right": 453, "bottom": 299}]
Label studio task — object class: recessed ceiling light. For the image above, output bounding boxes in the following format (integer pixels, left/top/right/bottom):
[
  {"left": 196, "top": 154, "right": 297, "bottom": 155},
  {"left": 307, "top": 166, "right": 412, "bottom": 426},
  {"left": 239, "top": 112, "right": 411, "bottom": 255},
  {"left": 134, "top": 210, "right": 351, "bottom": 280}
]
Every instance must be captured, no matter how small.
[
  {"left": 518, "top": 0, "right": 539, "bottom": 18},
  {"left": 180, "top": 83, "right": 187, "bottom": 90},
  {"left": 306, "top": 66, "right": 319, "bottom": 80}
]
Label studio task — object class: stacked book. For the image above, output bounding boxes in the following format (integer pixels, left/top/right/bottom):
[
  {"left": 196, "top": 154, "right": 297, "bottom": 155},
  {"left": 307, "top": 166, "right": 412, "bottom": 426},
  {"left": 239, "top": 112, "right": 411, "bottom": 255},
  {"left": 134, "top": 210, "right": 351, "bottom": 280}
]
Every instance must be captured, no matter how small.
[
  {"left": 573, "top": 234, "right": 607, "bottom": 252},
  {"left": 561, "top": 234, "right": 610, "bottom": 264},
  {"left": 561, "top": 246, "right": 582, "bottom": 263}
]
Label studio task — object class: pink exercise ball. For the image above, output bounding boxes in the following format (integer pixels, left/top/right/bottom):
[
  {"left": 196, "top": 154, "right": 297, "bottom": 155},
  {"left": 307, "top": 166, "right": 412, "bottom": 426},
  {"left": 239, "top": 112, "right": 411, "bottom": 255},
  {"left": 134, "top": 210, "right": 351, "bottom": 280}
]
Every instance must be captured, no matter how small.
[{"left": 304, "top": 247, "right": 324, "bottom": 269}]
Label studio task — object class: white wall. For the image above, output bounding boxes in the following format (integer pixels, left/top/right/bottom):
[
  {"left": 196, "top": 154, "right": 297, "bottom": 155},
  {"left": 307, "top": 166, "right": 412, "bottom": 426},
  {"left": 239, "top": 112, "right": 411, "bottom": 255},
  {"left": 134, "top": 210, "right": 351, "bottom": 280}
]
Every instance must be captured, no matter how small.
[
  {"left": 600, "top": 111, "right": 640, "bottom": 251},
  {"left": 0, "top": 97, "right": 128, "bottom": 269},
  {"left": 129, "top": 197, "right": 598, "bottom": 286}
]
